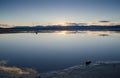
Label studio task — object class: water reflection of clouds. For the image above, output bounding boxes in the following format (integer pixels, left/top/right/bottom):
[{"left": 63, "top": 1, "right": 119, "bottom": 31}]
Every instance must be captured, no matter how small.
[
  {"left": 0, "top": 30, "right": 120, "bottom": 37},
  {"left": 54, "top": 31, "right": 120, "bottom": 36},
  {"left": 0, "top": 31, "right": 120, "bottom": 73},
  {"left": 85, "top": 31, "right": 111, "bottom": 36},
  {"left": 55, "top": 31, "right": 86, "bottom": 35},
  {"left": 56, "top": 31, "right": 68, "bottom": 35},
  {"left": 0, "top": 60, "right": 37, "bottom": 75}
]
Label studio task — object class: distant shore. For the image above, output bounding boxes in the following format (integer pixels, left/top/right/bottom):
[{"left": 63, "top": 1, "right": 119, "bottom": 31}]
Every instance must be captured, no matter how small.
[
  {"left": 39, "top": 61, "right": 120, "bottom": 78},
  {"left": 0, "top": 25, "right": 120, "bottom": 34},
  {"left": 0, "top": 61, "right": 120, "bottom": 78}
]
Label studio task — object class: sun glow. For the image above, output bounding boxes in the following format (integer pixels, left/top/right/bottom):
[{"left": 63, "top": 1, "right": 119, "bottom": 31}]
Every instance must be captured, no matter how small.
[{"left": 53, "top": 22, "right": 69, "bottom": 26}]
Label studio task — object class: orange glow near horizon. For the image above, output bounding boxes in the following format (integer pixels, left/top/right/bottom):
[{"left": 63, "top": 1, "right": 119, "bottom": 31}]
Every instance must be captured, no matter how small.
[{"left": 0, "top": 21, "right": 120, "bottom": 28}]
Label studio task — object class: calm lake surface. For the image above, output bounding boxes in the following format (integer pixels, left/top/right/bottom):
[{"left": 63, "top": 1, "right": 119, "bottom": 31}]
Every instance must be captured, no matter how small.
[{"left": 0, "top": 31, "right": 120, "bottom": 73}]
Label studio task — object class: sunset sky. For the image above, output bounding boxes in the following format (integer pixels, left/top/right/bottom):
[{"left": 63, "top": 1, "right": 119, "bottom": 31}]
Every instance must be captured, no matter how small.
[{"left": 0, "top": 0, "right": 120, "bottom": 27}]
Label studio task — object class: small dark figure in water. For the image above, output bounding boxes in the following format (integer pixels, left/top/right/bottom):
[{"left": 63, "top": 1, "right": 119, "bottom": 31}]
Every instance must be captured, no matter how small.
[
  {"left": 85, "top": 60, "right": 92, "bottom": 65},
  {"left": 36, "top": 32, "right": 38, "bottom": 34}
]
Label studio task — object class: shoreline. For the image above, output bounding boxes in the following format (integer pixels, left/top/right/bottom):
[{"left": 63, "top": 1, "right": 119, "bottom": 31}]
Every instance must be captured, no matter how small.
[
  {"left": 0, "top": 61, "right": 120, "bottom": 78},
  {"left": 0, "top": 25, "right": 120, "bottom": 34}
]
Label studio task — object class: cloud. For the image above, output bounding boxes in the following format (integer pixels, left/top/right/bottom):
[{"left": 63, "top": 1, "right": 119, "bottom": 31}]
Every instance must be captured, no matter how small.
[
  {"left": 56, "top": 21, "right": 119, "bottom": 26},
  {"left": 65, "top": 21, "right": 117, "bottom": 26},
  {"left": 87, "top": 20, "right": 118, "bottom": 26},
  {"left": 65, "top": 23, "right": 79, "bottom": 26},
  {"left": 0, "top": 24, "right": 9, "bottom": 27},
  {"left": 65, "top": 23, "right": 87, "bottom": 26},
  {"left": 78, "top": 23, "right": 88, "bottom": 26},
  {"left": 99, "top": 21, "right": 110, "bottom": 23}
]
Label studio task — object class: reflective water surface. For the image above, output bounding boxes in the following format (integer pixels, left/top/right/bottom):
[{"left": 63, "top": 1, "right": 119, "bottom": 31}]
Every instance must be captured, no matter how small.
[{"left": 0, "top": 31, "right": 120, "bottom": 72}]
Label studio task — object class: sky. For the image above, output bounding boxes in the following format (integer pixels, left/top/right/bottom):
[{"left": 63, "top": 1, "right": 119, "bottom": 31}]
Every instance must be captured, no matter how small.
[{"left": 0, "top": 0, "right": 120, "bottom": 27}]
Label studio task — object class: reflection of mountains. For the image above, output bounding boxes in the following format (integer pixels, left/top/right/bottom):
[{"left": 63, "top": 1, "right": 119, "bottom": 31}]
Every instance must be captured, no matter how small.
[{"left": 0, "top": 25, "right": 120, "bottom": 33}]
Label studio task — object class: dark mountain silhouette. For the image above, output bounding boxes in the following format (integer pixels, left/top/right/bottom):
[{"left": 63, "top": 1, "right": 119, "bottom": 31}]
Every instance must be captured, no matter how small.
[{"left": 0, "top": 25, "right": 120, "bottom": 33}]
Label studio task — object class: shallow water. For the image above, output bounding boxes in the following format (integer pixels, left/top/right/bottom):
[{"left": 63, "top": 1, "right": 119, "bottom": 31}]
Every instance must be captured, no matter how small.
[{"left": 0, "top": 31, "right": 120, "bottom": 72}]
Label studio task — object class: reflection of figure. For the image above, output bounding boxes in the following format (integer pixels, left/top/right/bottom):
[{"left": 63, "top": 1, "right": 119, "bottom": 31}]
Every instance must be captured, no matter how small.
[{"left": 85, "top": 60, "right": 91, "bottom": 66}]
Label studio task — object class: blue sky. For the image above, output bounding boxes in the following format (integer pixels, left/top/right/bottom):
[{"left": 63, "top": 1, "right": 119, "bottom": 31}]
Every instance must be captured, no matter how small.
[{"left": 0, "top": 0, "right": 120, "bottom": 27}]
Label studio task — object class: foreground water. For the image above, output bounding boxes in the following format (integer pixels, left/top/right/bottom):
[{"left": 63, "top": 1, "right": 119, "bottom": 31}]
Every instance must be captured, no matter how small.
[{"left": 0, "top": 31, "right": 120, "bottom": 72}]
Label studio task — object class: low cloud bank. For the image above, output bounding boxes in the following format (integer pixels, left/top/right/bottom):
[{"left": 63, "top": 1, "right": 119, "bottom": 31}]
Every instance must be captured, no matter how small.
[
  {"left": 99, "top": 21, "right": 110, "bottom": 23},
  {"left": 0, "top": 24, "right": 9, "bottom": 26}
]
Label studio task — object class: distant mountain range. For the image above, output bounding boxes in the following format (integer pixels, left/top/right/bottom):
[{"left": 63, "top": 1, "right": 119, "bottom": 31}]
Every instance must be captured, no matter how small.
[{"left": 0, "top": 25, "right": 120, "bottom": 33}]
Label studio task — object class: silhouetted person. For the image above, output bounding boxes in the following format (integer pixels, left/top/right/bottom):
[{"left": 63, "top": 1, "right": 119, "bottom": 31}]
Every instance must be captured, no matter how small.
[{"left": 85, "top": 60, "right": 92, "bottom": 66}]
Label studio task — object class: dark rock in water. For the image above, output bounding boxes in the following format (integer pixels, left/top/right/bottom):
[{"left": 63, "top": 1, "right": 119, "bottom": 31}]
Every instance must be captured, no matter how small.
[{"left": 85, "top": 61, "right": 92, "bottom": 65}]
